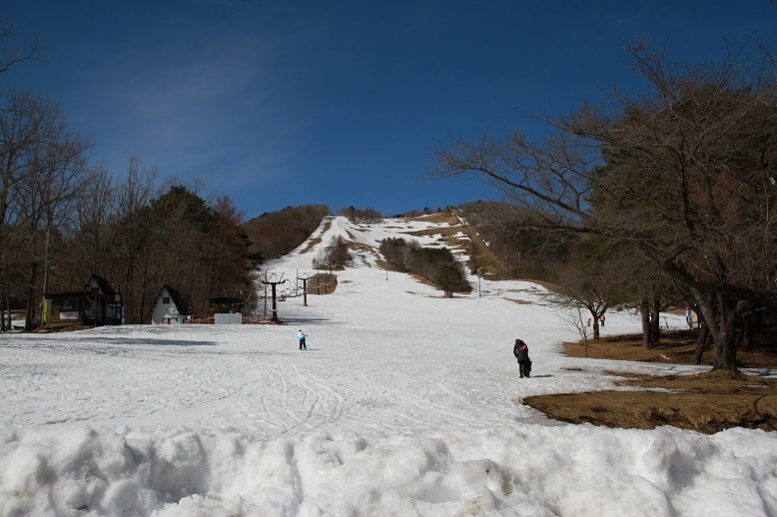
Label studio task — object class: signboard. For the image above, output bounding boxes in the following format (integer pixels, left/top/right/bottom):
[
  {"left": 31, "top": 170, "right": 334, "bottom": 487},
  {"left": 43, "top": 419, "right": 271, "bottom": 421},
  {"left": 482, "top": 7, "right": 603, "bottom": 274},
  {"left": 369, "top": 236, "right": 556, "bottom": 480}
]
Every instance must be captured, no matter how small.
[
  {"left": 59, "top": 311, "right": 79, "bottom": 320},
  {"left": 214, "top": 313, "right": 242, "bottom": 325}
]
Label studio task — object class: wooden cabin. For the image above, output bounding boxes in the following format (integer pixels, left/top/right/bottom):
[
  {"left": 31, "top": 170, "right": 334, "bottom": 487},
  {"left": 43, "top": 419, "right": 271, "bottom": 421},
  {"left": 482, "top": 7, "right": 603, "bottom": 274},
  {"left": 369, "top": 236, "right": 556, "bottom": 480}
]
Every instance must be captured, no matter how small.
[{"left": 43, "top": 274, "right": 123, "bottom": 327}]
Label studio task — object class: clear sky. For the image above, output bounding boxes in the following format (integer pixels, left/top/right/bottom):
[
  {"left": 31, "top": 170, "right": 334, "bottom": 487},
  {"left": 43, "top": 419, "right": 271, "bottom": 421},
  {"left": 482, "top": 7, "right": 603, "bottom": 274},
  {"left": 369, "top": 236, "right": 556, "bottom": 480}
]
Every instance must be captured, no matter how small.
[{"left": 4, "top": 1, "right": 776, "bottom": 219}]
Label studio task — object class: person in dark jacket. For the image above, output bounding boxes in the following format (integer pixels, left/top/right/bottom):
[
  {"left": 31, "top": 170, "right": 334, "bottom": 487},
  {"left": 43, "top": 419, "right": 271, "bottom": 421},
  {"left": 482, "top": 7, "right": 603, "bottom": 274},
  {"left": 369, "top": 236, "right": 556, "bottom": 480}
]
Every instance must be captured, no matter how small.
[{"left": 513, "top": 338, "right": 531, "bottom": 378}]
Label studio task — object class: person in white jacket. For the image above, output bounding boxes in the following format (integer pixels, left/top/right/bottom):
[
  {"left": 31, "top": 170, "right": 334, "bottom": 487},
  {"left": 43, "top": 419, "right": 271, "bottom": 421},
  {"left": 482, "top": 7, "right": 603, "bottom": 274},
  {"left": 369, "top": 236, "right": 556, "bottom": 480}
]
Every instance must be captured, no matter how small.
[{"left": 297, "top": 330, "right": 307, "bottom": 350}]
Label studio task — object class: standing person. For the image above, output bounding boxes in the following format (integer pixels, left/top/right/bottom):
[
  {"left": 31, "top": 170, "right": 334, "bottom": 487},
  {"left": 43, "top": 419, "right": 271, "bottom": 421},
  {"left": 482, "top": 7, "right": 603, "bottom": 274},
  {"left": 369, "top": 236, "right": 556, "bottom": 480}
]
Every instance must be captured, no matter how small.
[
  {"left": 599, "top": 314, "right": 606, "bottom": 328},
  {"left": 513, "top": 338, "right": 531, "bottom": 378},
  {"left": 297, "top": 329, "right": 307, "bottom": 350}
]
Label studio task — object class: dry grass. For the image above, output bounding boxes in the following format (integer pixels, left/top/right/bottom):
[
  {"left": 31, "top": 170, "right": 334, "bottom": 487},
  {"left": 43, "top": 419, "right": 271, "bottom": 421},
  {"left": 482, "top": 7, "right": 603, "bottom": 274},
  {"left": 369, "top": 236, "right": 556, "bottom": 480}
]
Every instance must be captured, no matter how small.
[
  {"left": 527, "top": 328, "right": 777, "bottom": 433},
  {"left": 524, "top": 370, "right": 777, "bottom": 434},
  {"left": 506, "top": 298, "right": 532, "bottom": 305},
  {"left": 564, "top": 329, "right": 777, "bottom": 368},
  {"left": 35, "top": 323, "right": 89, "bottom": 333},
  {"left": 403, "top": 212, "right": 460, "bottom": 224}
]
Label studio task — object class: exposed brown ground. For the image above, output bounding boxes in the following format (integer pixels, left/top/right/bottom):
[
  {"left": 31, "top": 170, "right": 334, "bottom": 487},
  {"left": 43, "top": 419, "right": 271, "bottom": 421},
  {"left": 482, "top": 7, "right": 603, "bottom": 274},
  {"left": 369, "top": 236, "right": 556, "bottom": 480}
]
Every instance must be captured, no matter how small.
[
  {"left": 563, "top": 329, "right": 777, "bottom": 368},
  {"left": 524, "top": 329, "right": 777, "bottom": 434}
]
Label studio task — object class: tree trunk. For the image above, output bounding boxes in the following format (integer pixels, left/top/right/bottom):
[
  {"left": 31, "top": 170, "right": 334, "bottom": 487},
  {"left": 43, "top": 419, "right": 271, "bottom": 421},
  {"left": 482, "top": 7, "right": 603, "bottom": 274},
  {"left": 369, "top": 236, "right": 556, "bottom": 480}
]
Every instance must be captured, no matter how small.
[
  {"left": 639, "top": 298, "right": 654, "bottom": 349},
  {"left": 4, "top": 285, "right": 10, "bottom": 330},
  {"left": 739, "top": 314, "right": 754, "bottom": 352},
  {"left": 25, "top": 262, "right": 37, "bottom": 331},
  {"left": 694, "top": 289, "right": 742, "bottom": 372},
  {"left": 694, "top": 321, "right": 710, "bottom": 365},
  {"left": 713, "top": 322, "right": 738, "bottom": 371},
  {"left": 0, "top": 287, "right": 5, "bottom": 332},
  {"left": 650, "top": 292, "right": 661, "bottom": 346}
]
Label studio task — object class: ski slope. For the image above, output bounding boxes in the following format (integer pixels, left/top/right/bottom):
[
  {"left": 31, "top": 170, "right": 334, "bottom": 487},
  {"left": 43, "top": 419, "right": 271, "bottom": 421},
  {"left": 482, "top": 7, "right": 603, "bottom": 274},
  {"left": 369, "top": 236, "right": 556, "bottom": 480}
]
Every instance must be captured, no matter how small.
[{"left": 1, "top": 215, "right": 775, "bottom": 516}]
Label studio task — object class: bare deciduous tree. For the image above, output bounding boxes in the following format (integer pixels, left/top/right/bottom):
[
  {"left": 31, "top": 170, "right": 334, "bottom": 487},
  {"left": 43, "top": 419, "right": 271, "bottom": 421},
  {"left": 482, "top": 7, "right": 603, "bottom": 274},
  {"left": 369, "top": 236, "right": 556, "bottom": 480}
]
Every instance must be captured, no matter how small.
[{"left": 437, "top": 46, "right": 777, "bottom": 371}]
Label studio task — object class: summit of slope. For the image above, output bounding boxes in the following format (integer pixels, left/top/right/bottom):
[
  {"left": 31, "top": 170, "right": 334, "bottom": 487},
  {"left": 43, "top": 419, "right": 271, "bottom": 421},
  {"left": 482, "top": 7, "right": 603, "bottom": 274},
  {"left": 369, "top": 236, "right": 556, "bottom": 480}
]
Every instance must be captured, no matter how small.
[{"left": 264, "top": 213, "right": 505, "bottom": 286}]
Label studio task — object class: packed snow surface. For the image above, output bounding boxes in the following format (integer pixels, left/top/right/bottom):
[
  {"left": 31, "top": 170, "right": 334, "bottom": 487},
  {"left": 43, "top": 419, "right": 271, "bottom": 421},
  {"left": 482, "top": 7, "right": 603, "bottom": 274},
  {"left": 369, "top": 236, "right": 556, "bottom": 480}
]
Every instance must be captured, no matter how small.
[{"left": 1, "top": 216, "right": 776, "bottom": 516}]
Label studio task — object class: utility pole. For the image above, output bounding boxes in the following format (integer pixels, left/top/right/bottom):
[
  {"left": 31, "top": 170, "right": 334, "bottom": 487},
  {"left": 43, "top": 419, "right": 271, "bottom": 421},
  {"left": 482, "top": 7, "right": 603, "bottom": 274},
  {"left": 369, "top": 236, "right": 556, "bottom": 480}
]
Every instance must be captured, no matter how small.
[{"left": 43, "top": 227, "right": 50, "bottom": 327}]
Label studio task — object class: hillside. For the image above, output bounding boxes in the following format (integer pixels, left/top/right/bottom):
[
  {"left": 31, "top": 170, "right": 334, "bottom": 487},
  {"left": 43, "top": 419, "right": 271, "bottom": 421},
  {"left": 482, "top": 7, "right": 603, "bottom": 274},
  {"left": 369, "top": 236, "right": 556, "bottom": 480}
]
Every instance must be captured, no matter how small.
[
  {"left": 1, "top": 213, "right": 773, "bottom": 516},
  {"left": 261, "top": 211, "right": 511, "bottom": 294},
  {"left": 241, "top": 204, "right": 331, "bottom": 263}
]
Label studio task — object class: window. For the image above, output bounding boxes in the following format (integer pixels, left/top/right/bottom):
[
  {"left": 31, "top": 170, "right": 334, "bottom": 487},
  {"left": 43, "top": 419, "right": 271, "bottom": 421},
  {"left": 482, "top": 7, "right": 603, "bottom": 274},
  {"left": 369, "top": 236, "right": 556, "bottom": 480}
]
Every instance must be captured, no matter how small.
[
  {"left": 162, "top": 296, "right": 170, "bottom": 304},
  {"left": 61, "top": 296, "right": 79, "bottom": 311}
]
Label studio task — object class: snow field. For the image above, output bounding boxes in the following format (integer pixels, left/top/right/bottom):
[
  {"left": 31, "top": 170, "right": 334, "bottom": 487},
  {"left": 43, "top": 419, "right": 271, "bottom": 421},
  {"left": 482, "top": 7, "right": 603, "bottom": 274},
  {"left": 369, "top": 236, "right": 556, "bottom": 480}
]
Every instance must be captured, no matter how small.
[
  {"left": 2, "top": 424, "right": 776, "bottom": 516},
  {"left": 1, "top": 216, "right": 775, "bottom": 516}
]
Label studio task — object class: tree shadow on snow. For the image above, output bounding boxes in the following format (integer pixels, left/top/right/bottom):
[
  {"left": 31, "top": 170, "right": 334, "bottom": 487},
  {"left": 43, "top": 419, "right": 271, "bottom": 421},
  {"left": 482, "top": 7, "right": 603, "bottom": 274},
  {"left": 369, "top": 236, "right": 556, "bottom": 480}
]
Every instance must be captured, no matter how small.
[
  {"left": 529, "top": 374, "right": 553, "bottom": 378},
  {"left": 281, "top": 317, "right": 337, "bottom": 325}
]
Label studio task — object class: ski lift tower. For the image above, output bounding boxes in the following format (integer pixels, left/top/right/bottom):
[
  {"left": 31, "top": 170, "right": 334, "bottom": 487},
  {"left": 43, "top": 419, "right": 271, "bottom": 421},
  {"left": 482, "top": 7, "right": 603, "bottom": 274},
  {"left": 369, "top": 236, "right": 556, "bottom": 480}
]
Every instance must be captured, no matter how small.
[
  {"left": 261, "top": 273, "right": 287, "bottom": 323},
  {"left": 297, "top": 271, "right": 310, "bottom": 307}
]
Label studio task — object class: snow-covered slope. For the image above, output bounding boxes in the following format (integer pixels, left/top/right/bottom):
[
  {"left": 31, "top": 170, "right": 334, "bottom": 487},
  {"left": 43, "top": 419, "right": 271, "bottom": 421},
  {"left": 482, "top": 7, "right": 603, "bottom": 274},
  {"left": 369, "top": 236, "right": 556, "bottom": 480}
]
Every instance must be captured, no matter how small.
[{"left": 0, "top": 215, "right": 775, "bottom": 516}]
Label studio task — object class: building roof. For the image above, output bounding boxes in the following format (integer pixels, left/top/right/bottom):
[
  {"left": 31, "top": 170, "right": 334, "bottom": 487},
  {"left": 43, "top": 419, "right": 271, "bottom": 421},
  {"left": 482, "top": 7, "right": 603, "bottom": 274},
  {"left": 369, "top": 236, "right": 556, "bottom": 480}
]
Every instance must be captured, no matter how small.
[
  {"left": 86, "top": 274, "right": 117, "bottom": 298},
  {"left": 151, "top": 284, "right": 192, "bottom": 316}
]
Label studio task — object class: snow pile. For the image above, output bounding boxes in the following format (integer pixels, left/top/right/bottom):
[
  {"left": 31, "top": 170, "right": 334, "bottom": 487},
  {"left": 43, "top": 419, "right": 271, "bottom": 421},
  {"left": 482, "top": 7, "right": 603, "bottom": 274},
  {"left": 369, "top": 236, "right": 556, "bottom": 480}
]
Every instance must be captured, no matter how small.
[
  {"left": 2, "top": 425, "right": 776, "bottom": 516},
  {"left": 1, "top": 215, "right": 776, "bottom": 516}
]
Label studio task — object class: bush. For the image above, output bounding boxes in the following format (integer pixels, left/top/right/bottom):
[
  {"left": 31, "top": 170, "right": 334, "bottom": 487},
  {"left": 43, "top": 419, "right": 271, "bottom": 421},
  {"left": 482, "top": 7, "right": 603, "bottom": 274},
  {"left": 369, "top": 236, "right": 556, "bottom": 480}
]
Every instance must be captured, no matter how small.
[
  {"left": 313, "top": 237, "right": 351, "bottom": 270},
  {"left": 379, "top": 238, "right": 471, "bottom": 296}
]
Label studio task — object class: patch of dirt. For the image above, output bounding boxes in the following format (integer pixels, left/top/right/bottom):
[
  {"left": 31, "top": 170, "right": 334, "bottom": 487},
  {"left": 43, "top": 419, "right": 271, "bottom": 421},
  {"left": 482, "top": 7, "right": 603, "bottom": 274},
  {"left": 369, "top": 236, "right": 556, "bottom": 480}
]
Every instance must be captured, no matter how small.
[
  {"left": 404, "top": 212, "right": 460, "bottom": 224},
  {"left": 524, "top": 370, "right": 777, "bottom": 434},
  {"left": 506, "top": 298, "right": 532, "bottom": 305},
  {"left": 528, "top": 328, "right": 777, "bottom": 433},
  {"left": 35, "top": 323, "right": 90, "bottom": 333},
  {"left": 563, "top": 329, "right": 777, "bottom": 369}
]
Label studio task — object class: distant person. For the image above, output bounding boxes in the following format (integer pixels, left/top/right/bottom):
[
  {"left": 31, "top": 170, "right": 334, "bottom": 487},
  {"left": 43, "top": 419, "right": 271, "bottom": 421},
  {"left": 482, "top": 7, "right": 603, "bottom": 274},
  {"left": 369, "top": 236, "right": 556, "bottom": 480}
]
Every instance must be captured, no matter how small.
[
  {"left": 513, "top": 338, "right": 531, "bottom": 378},
  {"left": 599, "top": 314, "right": 605, "bottom": 328},
  {"left": 297, "top": 329, "right": 307, "bottom": 350}
]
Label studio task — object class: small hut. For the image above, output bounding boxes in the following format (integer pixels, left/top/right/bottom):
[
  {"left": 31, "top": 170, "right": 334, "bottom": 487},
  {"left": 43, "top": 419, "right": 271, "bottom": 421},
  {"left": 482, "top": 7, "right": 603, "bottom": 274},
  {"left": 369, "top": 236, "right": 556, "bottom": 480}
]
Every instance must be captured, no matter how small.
[{"left": 149, "top": 285, "right": 191, "bottom": 324}]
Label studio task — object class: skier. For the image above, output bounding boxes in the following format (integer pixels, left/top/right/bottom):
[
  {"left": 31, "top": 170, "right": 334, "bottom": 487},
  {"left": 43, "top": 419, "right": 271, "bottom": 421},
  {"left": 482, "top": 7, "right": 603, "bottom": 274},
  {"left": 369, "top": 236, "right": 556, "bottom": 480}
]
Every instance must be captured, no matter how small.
[
  {"left": 513, "top": 338, "right": 531, "bottom": 378},
  {"left": 297, "top": 329, "right": 307, "bottom": 350}
]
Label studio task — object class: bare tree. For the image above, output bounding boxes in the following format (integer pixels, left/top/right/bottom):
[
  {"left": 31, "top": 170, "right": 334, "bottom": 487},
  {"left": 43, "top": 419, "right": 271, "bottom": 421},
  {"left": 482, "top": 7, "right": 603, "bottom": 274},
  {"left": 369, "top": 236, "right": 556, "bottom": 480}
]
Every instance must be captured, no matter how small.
[
  {"left": 437, "top": 46, "right": 777, "bottom": 371},
  {"left": 0, "top": 18, "right": 39, "bottom": 77},
  {"left": 0, "top": 91, "right": 89, "bottom": 329},
  {"left": 76, "top": 165, "right": 115, "bottom": 276},
  {"left": 113, "top": 157, "right": 157, "bottom": 323},
  {"left": 562, "top": 307, "right": 591, "bottom": 357}
]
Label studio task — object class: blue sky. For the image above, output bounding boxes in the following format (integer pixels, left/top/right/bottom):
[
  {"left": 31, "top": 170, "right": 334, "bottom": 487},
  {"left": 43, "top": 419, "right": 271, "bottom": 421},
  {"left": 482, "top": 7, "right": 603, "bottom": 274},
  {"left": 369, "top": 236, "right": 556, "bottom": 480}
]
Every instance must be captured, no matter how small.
[{"left": 4, "top": 1, "right": 776, "bottom": 219}]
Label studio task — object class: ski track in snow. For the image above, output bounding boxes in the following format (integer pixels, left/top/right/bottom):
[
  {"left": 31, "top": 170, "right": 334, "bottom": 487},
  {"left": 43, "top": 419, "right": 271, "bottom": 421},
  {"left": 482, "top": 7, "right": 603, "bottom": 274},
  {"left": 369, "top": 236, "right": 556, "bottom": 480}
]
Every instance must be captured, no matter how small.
[{"left": 1, "top": 215, "right": 776, "bottom": 516}]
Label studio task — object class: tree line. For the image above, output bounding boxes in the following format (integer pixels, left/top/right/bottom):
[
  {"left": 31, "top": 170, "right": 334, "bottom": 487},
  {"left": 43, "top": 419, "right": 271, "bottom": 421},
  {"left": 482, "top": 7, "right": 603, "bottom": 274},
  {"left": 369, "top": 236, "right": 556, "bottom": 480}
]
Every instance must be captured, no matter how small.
[
  {"left": 0, "top": 28, "right": 256, "bottom": 328},
  {"left": 438, "top": 45, "right": 777, "bottom": 371}
]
